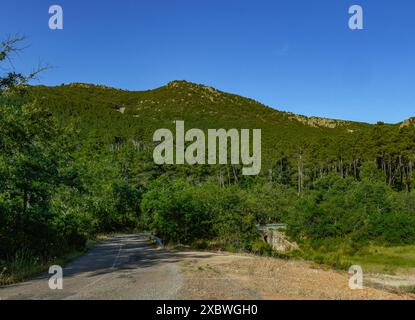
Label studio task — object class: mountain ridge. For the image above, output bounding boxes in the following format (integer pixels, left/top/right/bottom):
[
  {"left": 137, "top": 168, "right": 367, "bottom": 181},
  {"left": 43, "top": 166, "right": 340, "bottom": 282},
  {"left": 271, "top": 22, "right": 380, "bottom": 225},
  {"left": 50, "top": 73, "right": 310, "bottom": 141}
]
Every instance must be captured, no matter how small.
[{"left": 39, "top": 80, "right": 396, "bottom": 128}]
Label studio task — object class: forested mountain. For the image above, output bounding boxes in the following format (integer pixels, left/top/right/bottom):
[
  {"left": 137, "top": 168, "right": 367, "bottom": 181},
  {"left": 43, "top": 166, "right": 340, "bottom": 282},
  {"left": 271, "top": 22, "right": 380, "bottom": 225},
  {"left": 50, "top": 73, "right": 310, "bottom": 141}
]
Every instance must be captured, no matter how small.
[{"left": 28, "top": 80, "right": 415, "bottom": 192}]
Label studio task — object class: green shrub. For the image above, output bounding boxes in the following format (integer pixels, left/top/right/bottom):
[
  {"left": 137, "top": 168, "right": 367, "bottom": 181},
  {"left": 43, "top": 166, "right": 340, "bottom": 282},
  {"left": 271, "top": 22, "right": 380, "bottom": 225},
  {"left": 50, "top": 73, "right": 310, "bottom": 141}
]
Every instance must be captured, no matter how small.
[
  {"left": 192, "top": 239, "right": 209, "bottom": 250},
  {"left": 251, "top": 240, "right": 274, "bottom": 256}
]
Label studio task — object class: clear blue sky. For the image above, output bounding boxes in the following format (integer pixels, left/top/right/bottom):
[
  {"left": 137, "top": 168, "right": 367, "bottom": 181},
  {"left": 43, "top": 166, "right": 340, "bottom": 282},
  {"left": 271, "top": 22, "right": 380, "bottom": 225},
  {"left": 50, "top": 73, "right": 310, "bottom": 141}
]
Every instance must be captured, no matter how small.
[{"left": 1, "top": 0, "right": 415, "bottom": 123}]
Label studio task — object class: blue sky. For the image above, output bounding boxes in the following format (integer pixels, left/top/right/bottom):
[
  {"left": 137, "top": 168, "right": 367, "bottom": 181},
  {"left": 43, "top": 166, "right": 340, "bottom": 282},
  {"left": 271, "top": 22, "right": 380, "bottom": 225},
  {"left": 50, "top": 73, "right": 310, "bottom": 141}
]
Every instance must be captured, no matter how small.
[{"left": 1, "top": 0, "right": 415, "bottom": 123}]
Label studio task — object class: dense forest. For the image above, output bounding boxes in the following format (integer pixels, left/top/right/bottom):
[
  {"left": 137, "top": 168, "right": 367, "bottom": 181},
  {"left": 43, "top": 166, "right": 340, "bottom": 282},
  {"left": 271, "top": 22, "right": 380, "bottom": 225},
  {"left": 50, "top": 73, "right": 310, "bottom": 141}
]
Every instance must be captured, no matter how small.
[{"left": 2, "top": 37, "right": 415, "bottom": 283}]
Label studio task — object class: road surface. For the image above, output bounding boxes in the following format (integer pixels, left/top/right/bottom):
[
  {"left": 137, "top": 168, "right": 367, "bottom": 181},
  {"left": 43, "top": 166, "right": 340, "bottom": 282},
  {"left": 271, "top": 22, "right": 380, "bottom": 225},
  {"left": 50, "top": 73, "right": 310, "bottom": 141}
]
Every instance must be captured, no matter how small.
[{"left": 0, "top": 234, "right": 188, "bottom": 300}]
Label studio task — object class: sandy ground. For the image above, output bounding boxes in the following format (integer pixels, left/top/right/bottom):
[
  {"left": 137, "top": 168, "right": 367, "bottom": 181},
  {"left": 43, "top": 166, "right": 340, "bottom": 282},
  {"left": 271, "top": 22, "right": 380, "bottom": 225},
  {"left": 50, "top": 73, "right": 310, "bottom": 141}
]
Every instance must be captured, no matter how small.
[{"left": 178, "top": 253, "right": 414, "bottom": 300}]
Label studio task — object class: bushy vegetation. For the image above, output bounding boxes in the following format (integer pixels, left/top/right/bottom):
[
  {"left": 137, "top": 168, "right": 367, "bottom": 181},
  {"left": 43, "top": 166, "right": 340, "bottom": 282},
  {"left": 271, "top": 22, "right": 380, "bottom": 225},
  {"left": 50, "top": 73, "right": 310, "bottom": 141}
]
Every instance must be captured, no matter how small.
[
  {"left": 141, "top": 177, "right": 265, "bottom": 250},
  {"left": 287, "top": 173, "right": 415, "bottom": 247},
  {"left": 139, "top": 174, "right": 415, "bottom": 250}
]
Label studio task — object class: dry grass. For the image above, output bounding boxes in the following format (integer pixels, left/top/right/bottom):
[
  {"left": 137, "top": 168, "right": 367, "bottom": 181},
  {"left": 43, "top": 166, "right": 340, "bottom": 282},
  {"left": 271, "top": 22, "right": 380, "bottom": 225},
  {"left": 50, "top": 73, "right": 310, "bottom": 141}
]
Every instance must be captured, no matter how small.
[{"left": 178, "top": 252, "right": 413, "bottom": 300}]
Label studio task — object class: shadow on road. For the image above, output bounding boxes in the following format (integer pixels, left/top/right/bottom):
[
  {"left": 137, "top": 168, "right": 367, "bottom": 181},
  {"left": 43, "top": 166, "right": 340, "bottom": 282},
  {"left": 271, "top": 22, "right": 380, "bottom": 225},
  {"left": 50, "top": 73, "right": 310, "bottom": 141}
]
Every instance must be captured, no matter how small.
[
  {"left": 0, "top": 233, "right": 216, "bottom": 294},
  {"left": 60, "top": 234, "right": 214, "bottom": 278}
]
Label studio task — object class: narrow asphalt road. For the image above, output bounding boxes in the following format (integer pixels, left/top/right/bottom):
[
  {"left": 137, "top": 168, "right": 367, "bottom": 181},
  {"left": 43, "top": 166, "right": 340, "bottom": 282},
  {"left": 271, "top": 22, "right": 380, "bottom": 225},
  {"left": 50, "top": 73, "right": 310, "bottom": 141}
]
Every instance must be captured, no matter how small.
[
  {"left": 2, "top": 234, "right": 410, "bottom": 300},
  {"left": 0, "top": 234, "right": 188, "bottom": 300}
]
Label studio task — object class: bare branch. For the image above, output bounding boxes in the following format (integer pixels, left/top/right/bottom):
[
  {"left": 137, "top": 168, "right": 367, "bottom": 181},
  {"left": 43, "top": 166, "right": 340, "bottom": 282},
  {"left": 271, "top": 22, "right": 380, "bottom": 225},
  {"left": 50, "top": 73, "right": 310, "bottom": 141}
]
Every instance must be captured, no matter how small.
[
  {"left": 0, "top": 35, "right": 53, "bottom": 93},
  {"left": 27, "top": 59, "right": 54, "bottom": 82},
  {"left": 0, "top": 34, "right": 28, "bottom": 63}
]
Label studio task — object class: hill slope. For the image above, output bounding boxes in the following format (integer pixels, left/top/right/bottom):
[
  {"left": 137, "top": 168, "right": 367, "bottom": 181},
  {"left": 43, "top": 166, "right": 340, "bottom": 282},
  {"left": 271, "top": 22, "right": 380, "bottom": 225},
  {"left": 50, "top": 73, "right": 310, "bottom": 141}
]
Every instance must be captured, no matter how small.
[{"left": 29, "top": 80, "right": 381, "bottom": 170}]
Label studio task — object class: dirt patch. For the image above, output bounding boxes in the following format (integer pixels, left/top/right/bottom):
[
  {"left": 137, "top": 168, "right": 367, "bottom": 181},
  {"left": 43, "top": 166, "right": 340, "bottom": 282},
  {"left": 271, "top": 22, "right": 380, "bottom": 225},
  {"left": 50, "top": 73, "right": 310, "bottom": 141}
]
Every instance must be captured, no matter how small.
[{"left": 178, "top": 253, "right": 414, "bottom": 300}]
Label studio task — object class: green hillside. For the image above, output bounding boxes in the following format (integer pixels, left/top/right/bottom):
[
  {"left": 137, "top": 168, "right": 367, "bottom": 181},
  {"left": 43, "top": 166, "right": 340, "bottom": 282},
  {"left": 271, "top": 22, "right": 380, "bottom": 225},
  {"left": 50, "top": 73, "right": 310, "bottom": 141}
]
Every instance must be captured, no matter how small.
[
  {"left": 28, "top": 81, "right": 369, "bottom": 170},
  {"left": 28, "top": 80, "right": 412, "bottom": 190},
  {"left": 30, "top": 80, "right": 372, "bottom": 143}
]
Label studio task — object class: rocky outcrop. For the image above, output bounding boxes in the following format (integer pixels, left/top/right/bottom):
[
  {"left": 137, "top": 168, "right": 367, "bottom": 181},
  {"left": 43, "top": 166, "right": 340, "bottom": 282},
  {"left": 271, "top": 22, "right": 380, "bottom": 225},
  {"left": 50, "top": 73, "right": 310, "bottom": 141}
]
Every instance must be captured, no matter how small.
[
  {"left": 400, "top": 117, "right": 415, "bottom": 129},
  {"left": 262, "top": 229, "right": 298, "bottom": 252},
  {"left": 287, "top": 114, "right": 353, "bottom": 129}
]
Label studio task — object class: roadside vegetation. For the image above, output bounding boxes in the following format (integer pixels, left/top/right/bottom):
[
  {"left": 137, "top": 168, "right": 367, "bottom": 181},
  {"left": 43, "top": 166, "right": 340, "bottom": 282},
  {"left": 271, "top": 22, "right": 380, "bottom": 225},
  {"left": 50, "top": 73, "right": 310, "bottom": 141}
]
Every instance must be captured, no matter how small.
[
  {"left": 2, "top": 36, "right": 415, "bottom": 285},
  {"left": 0, "top": 240, "right": 98, "bottom": 286}
]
